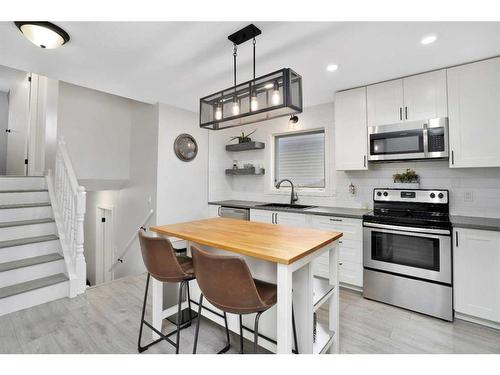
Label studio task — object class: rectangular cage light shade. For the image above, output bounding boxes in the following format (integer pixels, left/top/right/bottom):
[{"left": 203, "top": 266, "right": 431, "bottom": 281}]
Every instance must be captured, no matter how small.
[{"left": 200, "top": 68, "right": 302, "bottom": 130}]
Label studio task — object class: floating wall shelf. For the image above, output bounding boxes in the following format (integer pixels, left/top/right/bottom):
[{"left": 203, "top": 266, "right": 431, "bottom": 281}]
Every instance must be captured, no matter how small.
[
  {"left": 225, "top": 167, "right": 265, "bottom": 176},
  {"left": 225, "top": 141, "right": 265, "bottom": 152}
]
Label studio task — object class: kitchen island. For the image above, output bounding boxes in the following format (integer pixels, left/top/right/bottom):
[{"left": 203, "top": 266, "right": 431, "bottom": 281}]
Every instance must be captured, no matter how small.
[{"left": 150, "top": 217, "right": 342, "bottom": 354}]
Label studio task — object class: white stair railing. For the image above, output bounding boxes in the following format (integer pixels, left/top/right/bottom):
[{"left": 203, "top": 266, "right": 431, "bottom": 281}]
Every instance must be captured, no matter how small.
[{"left": 48, "top": 139, "right": 86, "bottom": 297}]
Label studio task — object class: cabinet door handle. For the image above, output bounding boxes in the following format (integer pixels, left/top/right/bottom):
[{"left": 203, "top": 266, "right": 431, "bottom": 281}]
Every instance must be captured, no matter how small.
[
  {"left": 217, "top": 206, "right": 221, "bottom": 216},
  {"left": 275, "top": 213, "right": 278, "bottom": 224},
  {"left": 405, "top": 106, "right": 408, "bottom": 120},
  {"left": 330, "top": 218, "right": 343, "bottom": 222},
  {"left": 451, "top": 150, "right": 455, "bottom": 165},
  {"left": 399, "top": 107, "right": 403, "bottom": 121},
  {"left": 455, "top": 231, "right": 459, "bottom": 247},
  {"left": 339, "top": 262, "right": 343, "bottom": 266},
  {"left": 363, "top": 155, "right": 367, "bottom": 168},
  {"left": 271, "top": 213, "right": 274, "bottom": 224}
]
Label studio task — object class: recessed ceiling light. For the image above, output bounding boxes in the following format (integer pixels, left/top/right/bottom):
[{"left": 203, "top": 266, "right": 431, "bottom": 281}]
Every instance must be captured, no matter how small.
[
  {"left": 421, "top": 35, "right": 437, "bottom": 45},
  {"left": 326, "top": 64, "right": 339, "bottom": 72},
  {"left": 14, "top": 21, "right": 70, "bottom": 49}
]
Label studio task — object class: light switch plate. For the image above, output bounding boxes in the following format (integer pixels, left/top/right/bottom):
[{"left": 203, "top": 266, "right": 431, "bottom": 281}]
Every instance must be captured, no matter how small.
[{"left": 464, "top": 191, "right": 473, "bottom": 202}]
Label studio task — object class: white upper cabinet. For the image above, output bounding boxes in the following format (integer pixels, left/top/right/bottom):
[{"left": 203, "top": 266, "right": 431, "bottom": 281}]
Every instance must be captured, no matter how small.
[
  {"left": 403, "top": 70, "right": 448, "bottom": 121},
  {"left": 454, "top": 228, "right": 500, "bottom": 324},
  {"left": 366, "top": 70, "right": 447, "bottom": 126},
  {"left": 367, "top": 79, "right": 404, "bottom": 126},
  {"left": 447, "top": 57, "right": 500, "bottom": 168},
  {"left": 334, "top": 87, "right": 368, "bottom": 170}
]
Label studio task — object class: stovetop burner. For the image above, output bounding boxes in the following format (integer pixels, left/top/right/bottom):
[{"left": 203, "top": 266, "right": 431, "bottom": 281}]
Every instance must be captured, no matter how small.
[{"left": 364, "top": 188, "right": 451, "bottom": 230}]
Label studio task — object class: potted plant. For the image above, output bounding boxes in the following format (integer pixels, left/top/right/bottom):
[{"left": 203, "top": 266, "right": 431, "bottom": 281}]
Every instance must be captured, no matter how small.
[
  {"left": 228, "top": 129, "right": 257, "bottom": 144},
  {"left": 393, "top": 168, "right": 420, "bottom": 189}
]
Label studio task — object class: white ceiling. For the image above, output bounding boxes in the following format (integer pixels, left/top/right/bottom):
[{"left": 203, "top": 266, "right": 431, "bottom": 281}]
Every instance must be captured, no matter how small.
[
  {"left": 0, "top": 64, "right": 26, "bottom": 93},
  {"left": 1, "top": 21, "right": 500, "bottom": 111}
]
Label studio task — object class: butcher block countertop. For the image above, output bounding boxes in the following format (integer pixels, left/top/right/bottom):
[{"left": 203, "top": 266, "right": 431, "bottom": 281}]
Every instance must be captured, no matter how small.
[{"left": 150, "top": 217, "right": 342, "bottom": 265}]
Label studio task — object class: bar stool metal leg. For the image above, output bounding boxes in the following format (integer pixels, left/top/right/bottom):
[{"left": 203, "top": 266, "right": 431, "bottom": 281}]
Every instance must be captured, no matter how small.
[
  {"left": 137, "top": 273, "right": 178, "bottom": 353},
  {"left": 292, "top": 305, "right": 299, "bottom": 354},
  {"left": 239, "top": 314, "right": 244, "bottom": 354},
  {"left": 254, "top": 311, "right": 263, "bottom": 354},
  {"left": 175, "top": 281, "right": 185, "bottom": 354},
  {"left": 217, "top": 312, "right": 231, "bottom": 354},
  {"left": 192, "top": 294, "right": 204, "bottom": 354}
]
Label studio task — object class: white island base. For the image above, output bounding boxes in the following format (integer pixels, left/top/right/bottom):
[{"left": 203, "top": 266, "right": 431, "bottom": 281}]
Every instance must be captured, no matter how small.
[{"left": 151, "top": 240, "right": 340, "bottom": 354}]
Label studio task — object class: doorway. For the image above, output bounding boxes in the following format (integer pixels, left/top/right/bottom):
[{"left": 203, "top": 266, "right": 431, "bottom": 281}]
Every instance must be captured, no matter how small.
[
  {"left": 0, "top": 66, "right": 31, "bottom": 175},
  {"left": 95, "top": 206, "right": 115, "bottom": 285}
]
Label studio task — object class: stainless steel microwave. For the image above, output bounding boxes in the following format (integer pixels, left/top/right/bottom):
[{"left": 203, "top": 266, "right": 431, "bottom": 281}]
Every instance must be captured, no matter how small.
[{"left": 368, "top": 117, "right": 449, "bottom": 162}]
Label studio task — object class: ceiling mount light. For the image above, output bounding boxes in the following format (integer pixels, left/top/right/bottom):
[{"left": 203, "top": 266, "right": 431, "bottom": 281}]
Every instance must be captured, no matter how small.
[
  {"left": 326, "top": 64, "right": 339, "bottom": 72},
  {"left": 421, "top": 35, "right": 437, "bottom": 45},
  {"left": 200, "top": 24, "right": 302, "bottom": 130},
  {"left": 14, "top": 21, "right": 70, "bottom": 49}
]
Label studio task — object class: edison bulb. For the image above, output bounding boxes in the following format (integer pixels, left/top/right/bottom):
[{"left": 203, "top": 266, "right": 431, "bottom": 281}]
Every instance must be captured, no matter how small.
[
  {"left": 214, "top": 104, "right": 222, "bottom": 120},
  {"left": 232, "top": 99, "right": 240, "bottom": 116},
  {"left": 271, "top": 81, "right": 280, "bottom": 105},
  {"left": 250, "top": 93, "right": 258, "bottom": 111}
]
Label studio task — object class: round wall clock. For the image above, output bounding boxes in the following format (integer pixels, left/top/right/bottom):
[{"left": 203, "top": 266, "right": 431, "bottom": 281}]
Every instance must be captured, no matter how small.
[{"left": 174, "top": 133, "right": 198, "bottom": 162}]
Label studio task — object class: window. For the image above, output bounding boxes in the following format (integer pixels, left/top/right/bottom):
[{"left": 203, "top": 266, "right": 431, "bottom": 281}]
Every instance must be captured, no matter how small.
[{"left": 274, "top": 130, "right": 325, "bottom": 189}]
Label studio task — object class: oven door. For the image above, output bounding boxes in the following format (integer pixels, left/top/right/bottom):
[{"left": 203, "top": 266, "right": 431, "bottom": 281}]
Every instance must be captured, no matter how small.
[
  {"left": 368, "top": 122, "right": 425, "bottom": 161},
  {"left": 363, "top": 222, "right": 452, "bottom": 284}
]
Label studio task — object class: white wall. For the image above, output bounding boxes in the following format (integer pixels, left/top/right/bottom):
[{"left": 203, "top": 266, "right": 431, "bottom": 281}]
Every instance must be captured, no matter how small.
[
  {"left": 0, "top": 91, "right": 8, "bottom": 174},
  {"left": 209, "top": 102, "right": 500, "bottom": 218},
  {"left": 156, "top": 103, "right": 209, "bottom": 225},
  {"left": 57, "top": 82, "right": 132, "bottom": 181}
]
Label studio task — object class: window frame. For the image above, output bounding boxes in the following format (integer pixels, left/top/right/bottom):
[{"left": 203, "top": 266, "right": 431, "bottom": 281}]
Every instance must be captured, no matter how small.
[{"left": 269, "top": 127, "right": 332, "bottom": 197}]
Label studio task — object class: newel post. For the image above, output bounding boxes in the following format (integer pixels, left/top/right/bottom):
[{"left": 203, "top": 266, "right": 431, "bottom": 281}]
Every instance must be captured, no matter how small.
[{"left": 75, "top": 185, "right": 87, "bottom": 295}]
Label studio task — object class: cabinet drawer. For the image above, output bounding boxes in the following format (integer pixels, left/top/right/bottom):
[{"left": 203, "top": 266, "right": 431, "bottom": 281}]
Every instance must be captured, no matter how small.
[{"left": 310, "top": 215, "right": 362, "bottom": 241}]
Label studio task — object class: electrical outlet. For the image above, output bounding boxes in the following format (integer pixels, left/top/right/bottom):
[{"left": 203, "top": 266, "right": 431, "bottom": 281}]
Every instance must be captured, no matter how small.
[{"left": 464, "top": 191, "right": 474, "bottom": 202}]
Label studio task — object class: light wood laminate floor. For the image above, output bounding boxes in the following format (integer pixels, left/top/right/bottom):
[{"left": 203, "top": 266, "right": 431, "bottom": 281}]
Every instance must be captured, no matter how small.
[{"left": 1, "top": 274, "right": 499, "bottom": 354}]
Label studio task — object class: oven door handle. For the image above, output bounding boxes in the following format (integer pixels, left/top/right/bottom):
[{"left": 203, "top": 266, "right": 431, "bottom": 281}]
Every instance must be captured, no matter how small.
[{"left": 363, "top": 222, "right": 451, "bottom": 236}]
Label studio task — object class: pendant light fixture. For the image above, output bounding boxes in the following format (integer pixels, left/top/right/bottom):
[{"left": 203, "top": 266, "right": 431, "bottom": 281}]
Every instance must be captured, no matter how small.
[
  {"left": 14, "top": 21, "right": 70, "bottom": 49},
  {"left": 200, "top": 24, "right": 302, "bottom": 130}
]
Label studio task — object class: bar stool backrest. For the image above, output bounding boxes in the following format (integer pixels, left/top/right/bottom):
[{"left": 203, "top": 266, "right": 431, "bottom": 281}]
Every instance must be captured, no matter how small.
[
  {"left": 138, "top": 230, "right": 188, "bottom": 283},
  {"left": 191, "top": 246, "right": 267, "bottom": 314}
]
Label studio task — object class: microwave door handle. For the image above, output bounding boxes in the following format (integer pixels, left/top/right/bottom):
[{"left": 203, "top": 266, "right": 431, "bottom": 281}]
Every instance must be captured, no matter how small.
[{"left": 423, "top": 126, "right": 429, "bottom": 156}]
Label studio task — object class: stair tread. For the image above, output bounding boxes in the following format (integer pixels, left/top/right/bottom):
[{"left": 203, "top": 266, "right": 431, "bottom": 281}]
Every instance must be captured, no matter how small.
[
  {"left": 0, "top": 202, "right": 51, "bottom": 209},
  {"left": 0, "top": 189, "right": 48, "bottom": 193},
  {"left": 0, "top": 218, "right": 55, "bottom": 228},
  {"left": 0, "top": 253, "right": 64, "bottom": 272},
  {"left": 0, "top": 273, "right": 68, "bottom": 299},
  {"left": 0, "top": 234, "right": 59, "bottom": 249}
]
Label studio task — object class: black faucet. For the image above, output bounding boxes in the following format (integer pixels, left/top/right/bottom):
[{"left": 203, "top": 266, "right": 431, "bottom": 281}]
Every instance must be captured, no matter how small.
[{"left": 275, "top": 179, "right": 298, "bottom": 205}]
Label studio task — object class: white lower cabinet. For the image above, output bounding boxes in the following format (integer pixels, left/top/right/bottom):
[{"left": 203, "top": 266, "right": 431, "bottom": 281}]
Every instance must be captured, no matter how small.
[
  {"left": 250, "top": 209, "right": 308, "bottom": 227},
  {"left": 453, "top": 228, "right": 500, "bottom": 326},
  {"left": 309, "top": 215, "right": 363, "bottom": 289},
  {"left": 249, "top": 210, "right": 364, "bottom": 289}
]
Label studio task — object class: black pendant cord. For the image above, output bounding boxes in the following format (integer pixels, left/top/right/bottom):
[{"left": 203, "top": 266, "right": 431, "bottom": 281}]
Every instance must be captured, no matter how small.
[
  {"left": 233, "top": 44, "right": 238, "bottom": 89},
  {"left": 252, "top": 37, "right": 256, "bottom": 81}
]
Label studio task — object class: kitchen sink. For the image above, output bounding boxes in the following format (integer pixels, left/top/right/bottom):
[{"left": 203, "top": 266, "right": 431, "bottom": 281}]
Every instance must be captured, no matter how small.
[{"left": 257, "top": 203, "right": 316, "bottom": 210}]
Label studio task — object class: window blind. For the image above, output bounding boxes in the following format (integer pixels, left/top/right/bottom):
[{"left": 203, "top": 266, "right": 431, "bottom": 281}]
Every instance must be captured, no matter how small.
[{"left": 275, "top": 130, "right": 325, "bottom": 188}]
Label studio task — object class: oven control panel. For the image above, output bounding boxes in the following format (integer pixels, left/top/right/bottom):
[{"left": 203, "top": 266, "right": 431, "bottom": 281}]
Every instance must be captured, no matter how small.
[{"left": 374, "top": 189, "right": 448, "bottom": 204}]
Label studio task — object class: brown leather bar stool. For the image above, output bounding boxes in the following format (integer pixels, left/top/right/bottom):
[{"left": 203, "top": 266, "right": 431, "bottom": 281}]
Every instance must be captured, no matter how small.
[
  {"left": 137, "top": 229, "right": 196, "bottom": 354},
  {"left": 191, "top": 246, "right": 298, "bottom": 354}
]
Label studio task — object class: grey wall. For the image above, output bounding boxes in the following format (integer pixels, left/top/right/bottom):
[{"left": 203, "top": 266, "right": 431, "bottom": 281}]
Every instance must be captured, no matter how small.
[{"left": 0, "top": 91, "right": 8, "bottom": 174}]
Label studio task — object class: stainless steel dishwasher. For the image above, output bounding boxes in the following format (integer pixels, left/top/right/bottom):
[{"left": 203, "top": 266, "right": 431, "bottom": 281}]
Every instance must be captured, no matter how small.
[{"left": 219, "top": 206, "right": 250, "bottom": 220}]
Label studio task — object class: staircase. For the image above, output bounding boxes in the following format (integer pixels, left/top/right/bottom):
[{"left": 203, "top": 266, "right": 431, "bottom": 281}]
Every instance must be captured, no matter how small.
[{"left": 0, "top": 176, "right": 69, "bottom": 316}]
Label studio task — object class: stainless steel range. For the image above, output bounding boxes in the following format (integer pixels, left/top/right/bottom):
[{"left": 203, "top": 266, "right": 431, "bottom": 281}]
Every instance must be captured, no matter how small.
[{"left": 362, "top": 188, "right": 453, "bottom": 321}]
